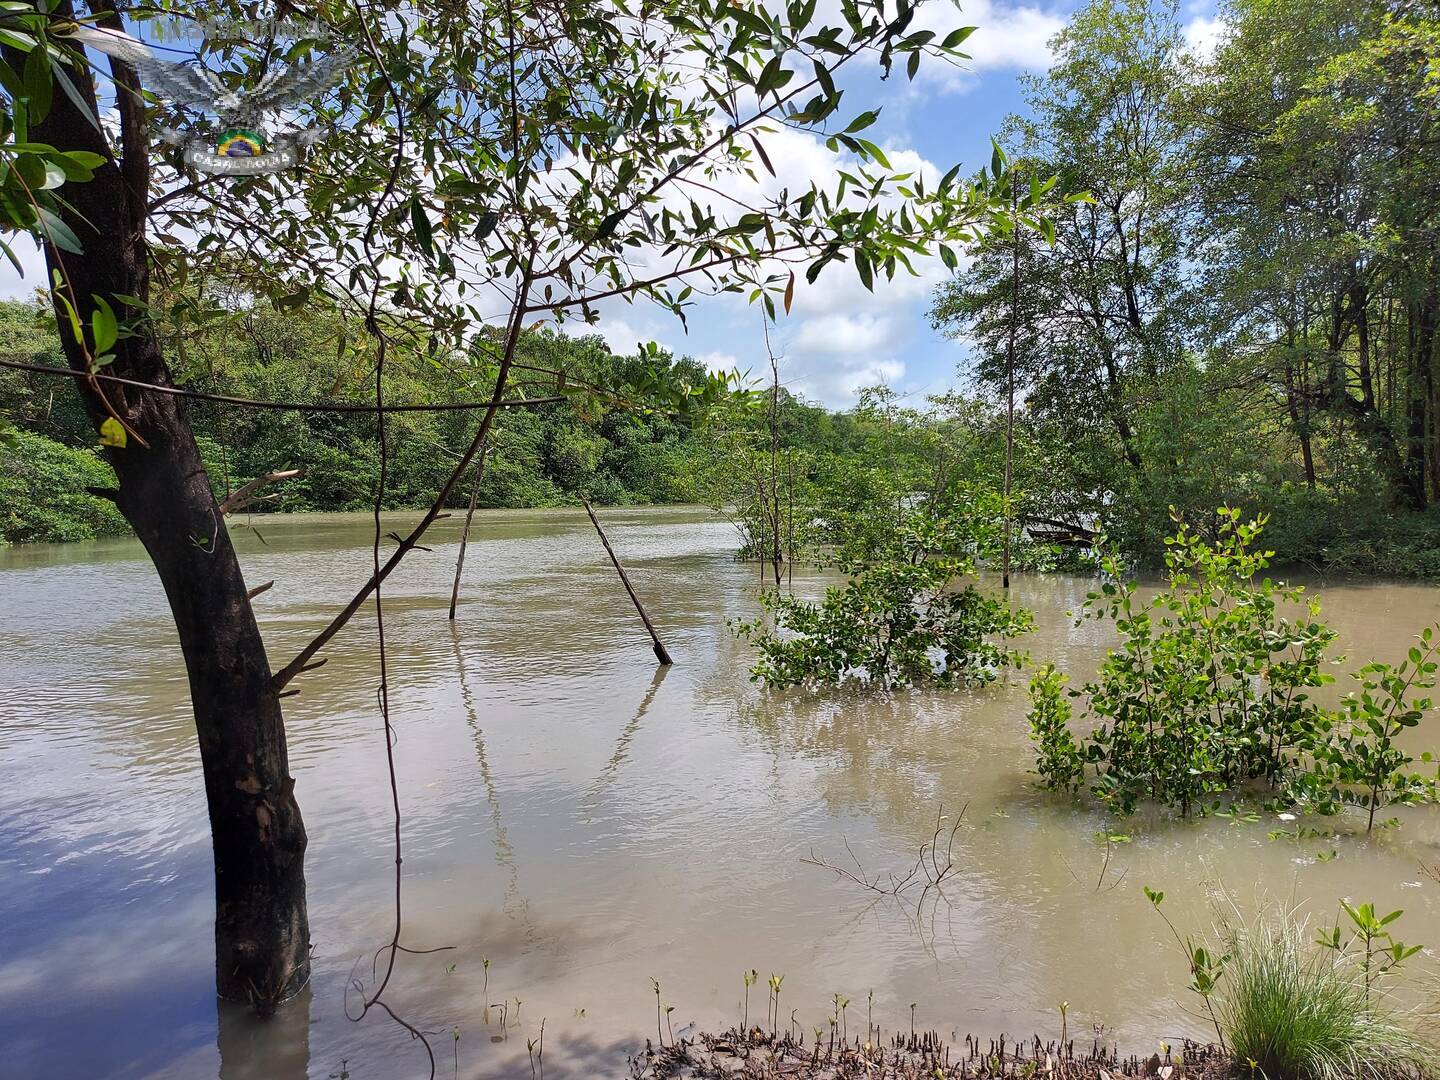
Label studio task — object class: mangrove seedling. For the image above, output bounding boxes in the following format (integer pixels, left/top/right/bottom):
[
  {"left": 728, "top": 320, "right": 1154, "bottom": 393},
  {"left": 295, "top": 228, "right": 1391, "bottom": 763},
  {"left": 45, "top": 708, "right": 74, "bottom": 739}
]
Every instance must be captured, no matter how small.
[
  {"left": 768, "top": 973, "right": 784, "bottom": 1037},
  {"left": 1145, "top": 887, "right": 1228, "bottom": 1050},
  {"left": 1316, "top": 903, "right": 1423, "bottom": 999}
]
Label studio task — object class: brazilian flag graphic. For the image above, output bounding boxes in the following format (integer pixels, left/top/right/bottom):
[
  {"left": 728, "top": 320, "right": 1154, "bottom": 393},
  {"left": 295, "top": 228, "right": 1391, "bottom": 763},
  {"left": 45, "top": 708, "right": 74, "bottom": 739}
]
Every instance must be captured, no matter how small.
[{"left": 216, "top": 128, "right": 266, "bottom": 158}]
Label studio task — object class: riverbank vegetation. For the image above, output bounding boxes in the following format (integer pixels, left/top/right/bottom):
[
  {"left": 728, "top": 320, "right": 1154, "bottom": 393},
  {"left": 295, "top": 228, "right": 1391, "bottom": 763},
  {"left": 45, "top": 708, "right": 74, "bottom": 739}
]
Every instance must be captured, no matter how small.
[
  {"left": 0, "top": 298, "right": 704, "bottom": 542},
  {"left": 932, "top": 0, "right": 1440, "bottom": 578},
  {"left": 633, "top": 893, "right": 1440, "bottom": 1080}
]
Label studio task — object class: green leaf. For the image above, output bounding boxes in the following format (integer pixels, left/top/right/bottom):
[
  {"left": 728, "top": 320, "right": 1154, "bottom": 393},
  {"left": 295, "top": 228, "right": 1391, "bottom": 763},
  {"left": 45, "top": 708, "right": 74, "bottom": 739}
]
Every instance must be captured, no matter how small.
[
  {"left": 90, "top": 295, "right": 117, "bottom": 353},
  {"left": 0, "top": 28, "right": 38, "bottom": 51},
  {"left": 749, "top": 133, "right": 775, "bottom": 177},
  {"left": 409, "top": 197, "right": 434, "bottom": 259},
  {"left": 36, "top": 205, "right": 83, "bottom": 254},
  {"left": 98, "top": 416, "right": 127, "bottom": 448},
  {"left": 844, "top": 110, "right": 879, "bottom": 134},
  {"left": 756, "top": 57, "right": 791, "bottom": 97},
  {"left": 63, "top": 150, "right": 105, "bottom": 169},
  {"left": 45, "top": 150, "right": 95, "bottom": 183},
  {"left": 941, "top": 26, "right": 977, "bottom": 49},
  {"left": 23, "top": 42, "right": 51, "bottom": 123},
  {"left": 855, "top": 252, "right": 873, "bottom": 291},
  {"left": 49, "top": 61, "right": 104, "bottom": 136}
]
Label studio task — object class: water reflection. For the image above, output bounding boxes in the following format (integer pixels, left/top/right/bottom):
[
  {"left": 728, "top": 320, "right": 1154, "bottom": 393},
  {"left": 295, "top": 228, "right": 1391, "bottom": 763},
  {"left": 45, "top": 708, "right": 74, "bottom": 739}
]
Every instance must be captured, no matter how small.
[
  {"left": 1, "top": 507, "right": 1438, "bottom": 1078},
  {"left": 450, "top": 624, "right": 537, "bottom": 944},
  {"left": 218, "top": 985, "right": 311, "bottom": 1080},
  {"left": 582, "top": 664, "right": 670, "bottom": 817}
]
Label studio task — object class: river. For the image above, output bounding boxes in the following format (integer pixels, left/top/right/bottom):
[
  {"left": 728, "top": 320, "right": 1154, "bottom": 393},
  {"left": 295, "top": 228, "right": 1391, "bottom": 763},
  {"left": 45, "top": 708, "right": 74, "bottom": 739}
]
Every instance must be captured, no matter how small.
[{"left": 2, "top": 506, "right": 1438, "bottom": 1079}]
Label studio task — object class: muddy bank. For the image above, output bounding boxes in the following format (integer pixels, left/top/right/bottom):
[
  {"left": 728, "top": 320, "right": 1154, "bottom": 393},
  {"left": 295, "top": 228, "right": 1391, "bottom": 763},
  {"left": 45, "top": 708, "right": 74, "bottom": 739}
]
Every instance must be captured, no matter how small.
[{"left": 632, "top": 1029, "right": 1231, "bottom": 1080}]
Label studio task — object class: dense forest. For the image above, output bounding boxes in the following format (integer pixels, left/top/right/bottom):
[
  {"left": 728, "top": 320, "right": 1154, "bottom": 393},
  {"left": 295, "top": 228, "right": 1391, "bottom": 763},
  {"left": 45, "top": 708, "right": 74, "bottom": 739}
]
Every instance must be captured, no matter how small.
[
  {"left": 934, "top": 0, "right": 1440, "bottom": 575},
  {"left": 0, "top": 297, "right": 704, "bottom": 540},
  {"left": 1, "top": 296, "right": 1014, "bottom": 557}
]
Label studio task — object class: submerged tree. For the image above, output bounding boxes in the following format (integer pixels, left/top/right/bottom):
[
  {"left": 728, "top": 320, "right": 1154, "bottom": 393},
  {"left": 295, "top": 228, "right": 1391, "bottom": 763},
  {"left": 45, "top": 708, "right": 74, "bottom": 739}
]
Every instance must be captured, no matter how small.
[
  {"left": 736, "top": 499, "right": 1033, "bottom": 689},
  {"left": 0, "top": 0, "right": 1016, "bottom": 1014}
]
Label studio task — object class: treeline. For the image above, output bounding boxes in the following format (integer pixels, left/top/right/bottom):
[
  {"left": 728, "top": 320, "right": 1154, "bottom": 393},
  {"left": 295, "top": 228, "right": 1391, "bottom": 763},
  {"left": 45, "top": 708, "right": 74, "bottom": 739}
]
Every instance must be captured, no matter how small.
[
  {"left": 933, "top": 0, "right": 1440, "bottom": 576},
  {"left": 1, "top": 291, "right": 1007, "bottom": 552},
  {"left": 0, "top": 298, "right": 702, "bottom": 542}
]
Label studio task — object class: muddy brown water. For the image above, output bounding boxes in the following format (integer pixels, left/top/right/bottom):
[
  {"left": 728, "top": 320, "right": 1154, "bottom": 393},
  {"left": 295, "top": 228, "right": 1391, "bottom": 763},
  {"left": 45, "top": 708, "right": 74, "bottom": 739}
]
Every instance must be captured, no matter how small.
[{"left": 2, "top": 506, "right": 1438, "bottom": 1079}]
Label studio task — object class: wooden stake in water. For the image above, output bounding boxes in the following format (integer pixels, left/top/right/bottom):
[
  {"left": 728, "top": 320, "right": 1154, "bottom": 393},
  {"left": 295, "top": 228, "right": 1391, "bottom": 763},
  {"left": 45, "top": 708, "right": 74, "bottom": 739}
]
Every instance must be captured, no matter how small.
[
  {"left": 1003, "top": 169, "right": 1020, "bottom": 591},
  {"left": 448, "top": 438, "right": 491, "bottom": 620},
  {"left": 583, "top": 498, "right": 674, "bottom": 666}
]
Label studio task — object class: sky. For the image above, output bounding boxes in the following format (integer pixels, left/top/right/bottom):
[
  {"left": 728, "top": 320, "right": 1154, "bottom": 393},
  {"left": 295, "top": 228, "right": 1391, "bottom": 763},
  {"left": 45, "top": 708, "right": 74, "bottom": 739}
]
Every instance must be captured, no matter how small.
[{"left": 0, "top": 0, "right": 1223, "bottom": 410}]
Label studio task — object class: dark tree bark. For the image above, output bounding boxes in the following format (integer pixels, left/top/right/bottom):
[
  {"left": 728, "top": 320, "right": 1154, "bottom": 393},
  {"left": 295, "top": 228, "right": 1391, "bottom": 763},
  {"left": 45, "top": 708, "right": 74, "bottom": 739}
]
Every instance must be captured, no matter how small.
[
  {"left": 15, "top": 5, "right": 310, "bottom": 1009},
  {"left": 1321, "top": 277, "right": 1424, "bottom": 509}
]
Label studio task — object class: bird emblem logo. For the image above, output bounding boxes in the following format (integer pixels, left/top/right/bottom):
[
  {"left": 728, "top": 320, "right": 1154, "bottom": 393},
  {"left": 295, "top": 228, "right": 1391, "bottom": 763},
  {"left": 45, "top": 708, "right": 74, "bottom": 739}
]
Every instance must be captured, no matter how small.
[{"left": 64, "top": 19, "right": 354, "bottom": 176}]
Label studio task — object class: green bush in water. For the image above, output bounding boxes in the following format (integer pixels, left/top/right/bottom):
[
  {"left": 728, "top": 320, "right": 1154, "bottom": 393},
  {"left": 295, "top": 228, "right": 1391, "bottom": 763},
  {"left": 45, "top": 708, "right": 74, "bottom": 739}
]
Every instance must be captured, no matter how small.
[
  {"left": 735, "top": 510, "right": 1032, "bottom": 690},
  {"left": 1027, "top": 508, "right": 1439, "bottom": 825}
]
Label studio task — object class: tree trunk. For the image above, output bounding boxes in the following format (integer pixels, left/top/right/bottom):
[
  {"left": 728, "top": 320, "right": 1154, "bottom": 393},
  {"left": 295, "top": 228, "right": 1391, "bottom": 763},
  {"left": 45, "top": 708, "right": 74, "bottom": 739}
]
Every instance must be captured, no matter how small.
[
  {"left": 1323, "top": 280, "right": 1423, "bottom": 509},
  {"left": 1099, "top": 341, "right": 1143, "bottom": 471},
  {"left": 1282, "top": 318, "right": 1317, "bottom": 488},
  {"left": 115, "top": 404, "right": 311, "bottom": 1008},
  {"left": 21, "top": 14, "right": 310, "bottom": 1009},
  {"left": 1419, "top": 267, "right": 1440, "bottom": 504}
]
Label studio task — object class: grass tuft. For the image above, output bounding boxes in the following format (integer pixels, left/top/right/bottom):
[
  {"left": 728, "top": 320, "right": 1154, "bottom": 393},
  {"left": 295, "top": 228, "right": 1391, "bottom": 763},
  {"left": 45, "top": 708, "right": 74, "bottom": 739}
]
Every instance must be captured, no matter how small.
[{"left": 1214, "top": 912, "right": 1437, "bottom": 1080}]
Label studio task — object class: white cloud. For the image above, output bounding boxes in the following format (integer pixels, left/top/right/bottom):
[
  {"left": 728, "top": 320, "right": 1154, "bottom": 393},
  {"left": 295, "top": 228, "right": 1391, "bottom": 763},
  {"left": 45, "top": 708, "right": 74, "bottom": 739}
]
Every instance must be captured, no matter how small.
[
  {"left": 1183, "top": 15, "right": 1224, "bottom": 60},
  {"left": 590, "top": 316, "right": 668, "bottom": 357},
  {"left": 960, "top": 0, "right": 1067, "bottom": 71},
  {"left": 793, "top": 313, "right": 894, "bottom": 355},
  {"left": 0, "top": 237, "right": 48, "bottom": 299},
  {"left": 694, "top": 350, "right": 741, "bottom": 372},
  {"left": 898, "top": 0, "right": 1066, "bottom": 93},
  {"left": 787, "top": 354, "right": 907, "bottom": 405},
  {"left": 843, "top": 358, "right": 905, "bottom": 393}
]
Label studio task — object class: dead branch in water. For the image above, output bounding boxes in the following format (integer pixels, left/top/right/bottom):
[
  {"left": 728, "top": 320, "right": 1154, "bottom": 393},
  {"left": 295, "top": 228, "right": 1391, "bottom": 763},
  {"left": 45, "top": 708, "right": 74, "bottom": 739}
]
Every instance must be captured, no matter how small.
[
  {"left": 584, "top": 498, "right": 674, "bottom": 666},
  {"left": 1059, "top": 836, "right": 1129, "bottom": 894},
  {"left": 802, "top": 804, "right": 967, "bottom": 907}
]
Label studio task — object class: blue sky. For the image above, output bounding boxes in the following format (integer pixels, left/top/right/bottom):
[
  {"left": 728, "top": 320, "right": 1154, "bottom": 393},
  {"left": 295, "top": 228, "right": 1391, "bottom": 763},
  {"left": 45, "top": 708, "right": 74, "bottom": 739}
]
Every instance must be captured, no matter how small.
[{"left": 0, "top": 0, "right": 1223, "bottom": 410}]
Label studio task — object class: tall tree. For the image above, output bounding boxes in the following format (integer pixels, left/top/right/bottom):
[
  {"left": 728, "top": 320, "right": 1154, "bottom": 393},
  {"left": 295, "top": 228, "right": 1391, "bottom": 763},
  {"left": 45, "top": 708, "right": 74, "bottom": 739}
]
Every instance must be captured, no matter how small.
[
  {"left": 1187, "top": 0, "right": 1440, "bottom": 509},
  {"left": 932, "top": 0, "right": 1187, "bottom": 528}
]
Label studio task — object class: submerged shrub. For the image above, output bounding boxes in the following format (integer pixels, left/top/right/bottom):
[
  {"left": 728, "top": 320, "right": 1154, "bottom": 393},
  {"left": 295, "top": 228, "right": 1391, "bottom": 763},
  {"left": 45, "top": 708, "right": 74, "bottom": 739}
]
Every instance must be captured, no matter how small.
[
  {"left": 1291, "top": 638, "right": 1440, "bottom": 831},
  {"left": 1028, "top": 508, "right": 1337, "bottom": 814},
  {"left": 1027, "top": 664, "right": 1085, "bottom": 793},
  {"left": 736, "top": 513, "right": 1032, "bottom": 689},
  {"left": 1029, "top": 508, "right": 1439, "bottom": 824}
]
